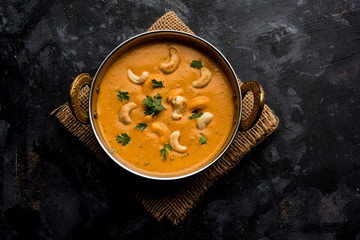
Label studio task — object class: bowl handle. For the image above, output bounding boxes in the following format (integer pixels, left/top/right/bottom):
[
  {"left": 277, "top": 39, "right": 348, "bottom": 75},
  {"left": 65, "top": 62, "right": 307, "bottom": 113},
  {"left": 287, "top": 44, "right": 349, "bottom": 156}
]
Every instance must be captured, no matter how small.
[
  {"left": 240, "top": 80, "right": 265, "bottom": 131},
  {"left": 69, "top": 73, "right": 93, "bottom": 124}
]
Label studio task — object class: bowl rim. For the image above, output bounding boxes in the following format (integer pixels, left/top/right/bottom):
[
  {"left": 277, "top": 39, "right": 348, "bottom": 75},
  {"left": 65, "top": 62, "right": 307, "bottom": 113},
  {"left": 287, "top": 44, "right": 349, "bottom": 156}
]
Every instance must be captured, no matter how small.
[{"left": 89, "top": 30, "right": 242, "bottom": 180}]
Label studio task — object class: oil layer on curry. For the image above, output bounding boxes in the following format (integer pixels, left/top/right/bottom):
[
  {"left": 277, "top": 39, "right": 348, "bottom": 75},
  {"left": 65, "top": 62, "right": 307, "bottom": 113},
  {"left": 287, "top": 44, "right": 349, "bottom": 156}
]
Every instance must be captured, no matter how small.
[{"left": 96, "top": 41, "right": 235, "bottom": 176}]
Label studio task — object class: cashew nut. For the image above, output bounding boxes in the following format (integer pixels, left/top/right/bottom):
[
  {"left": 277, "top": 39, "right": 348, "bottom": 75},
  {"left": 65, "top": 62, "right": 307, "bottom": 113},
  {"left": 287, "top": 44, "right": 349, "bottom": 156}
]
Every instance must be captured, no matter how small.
[
  {"left": 151, "top": 122, "right": 170, "bottom": 144},
  {"left": 166, "top": 88, "right": 184, "bottom": 103},
  {"left": 119, "top": 102, "right": 137, "bottom": 125},
  {"left": 188, "top": 96, "right": 210, "bottom": 111},
  {"left": 169, "top": 131, "right": 187, "bottom": 153},
  {"left": 172, "top": 96, "right": 187, "bottom": 120},
  {"left": 142, "top": 114, "right": 156, "bottom": 123},
  {"left": 127, "top": 69, "right": 149, "bottom": 84},
  {"left": 196, "top": 112, "right": 214, "bottom": 130},
  {"left": 160, "top": 47, "right": 181, "bottom": 74},
  {"left": 192, "top": 67, "right": 212, "bottom": 88}
]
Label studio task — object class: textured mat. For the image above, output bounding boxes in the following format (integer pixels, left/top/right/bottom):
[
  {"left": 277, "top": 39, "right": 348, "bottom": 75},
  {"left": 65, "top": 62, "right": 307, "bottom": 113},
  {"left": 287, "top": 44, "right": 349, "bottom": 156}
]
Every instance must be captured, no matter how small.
[{"left": 51, "top": 11, "right": 279, "bottom": 225}]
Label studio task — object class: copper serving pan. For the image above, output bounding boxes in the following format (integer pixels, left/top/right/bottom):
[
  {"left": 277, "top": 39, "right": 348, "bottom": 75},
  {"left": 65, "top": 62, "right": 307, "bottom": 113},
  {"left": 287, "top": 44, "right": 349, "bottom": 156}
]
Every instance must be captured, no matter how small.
[{"left": 69, "top": 30, "right": 264, "bottom": 180}]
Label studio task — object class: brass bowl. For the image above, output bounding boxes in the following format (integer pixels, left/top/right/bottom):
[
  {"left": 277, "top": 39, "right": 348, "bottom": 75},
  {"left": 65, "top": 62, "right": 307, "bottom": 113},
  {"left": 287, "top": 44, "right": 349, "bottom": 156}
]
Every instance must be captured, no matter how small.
[{"left": 69, "top": 30, "right": 264, "bottom": 180}]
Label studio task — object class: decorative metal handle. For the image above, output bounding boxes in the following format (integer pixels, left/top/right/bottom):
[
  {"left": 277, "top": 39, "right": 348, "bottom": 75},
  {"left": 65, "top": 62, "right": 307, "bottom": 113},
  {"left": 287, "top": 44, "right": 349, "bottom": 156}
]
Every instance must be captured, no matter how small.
[
  {"left": 240, "top": 80, "right": 265, "bottom": 131},
  {"left": 69, "top": 73, "right": 93, "bottom": 124}
]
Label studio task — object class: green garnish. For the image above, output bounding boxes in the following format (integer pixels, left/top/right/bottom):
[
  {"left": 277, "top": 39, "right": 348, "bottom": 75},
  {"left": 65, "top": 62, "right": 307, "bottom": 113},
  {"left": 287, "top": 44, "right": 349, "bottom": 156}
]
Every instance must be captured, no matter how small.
[
  {"left": 189, "top": 110, "right": 204, "bottom": 120},
  {"left": 116, "top": 90, "right": 129, "bottom": 101},
  {"left": 143, "top": 94, "right": 165, "bottom": 118},
  {"left": 199, "top": 133, "right": 207, "bottom": 145},
  {"left": 135, "top": 123, "right": 147, "bottom": 131},
  {"left": 190, "top": 60, "right": 203, "bottom": 69},
  {"left": 160, "top": 144, "right": 173, "bottom": 160},
  {"left": 116, "top": 133, "right": 130, "bottom": 146},
  {"left": 152, "top": 79, "right": 164, "bottom": 88}
]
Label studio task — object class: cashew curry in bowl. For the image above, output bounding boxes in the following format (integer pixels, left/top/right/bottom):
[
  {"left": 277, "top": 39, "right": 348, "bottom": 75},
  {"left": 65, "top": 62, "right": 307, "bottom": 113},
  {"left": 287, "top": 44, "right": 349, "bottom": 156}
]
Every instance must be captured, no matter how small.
[{"left": 69, "top": 31, "right": 264, "bottom": 180}]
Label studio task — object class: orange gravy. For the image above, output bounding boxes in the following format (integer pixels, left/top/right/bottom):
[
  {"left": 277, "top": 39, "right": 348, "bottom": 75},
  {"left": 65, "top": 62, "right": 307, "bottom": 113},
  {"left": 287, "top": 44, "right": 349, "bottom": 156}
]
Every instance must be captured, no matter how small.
[{"left": 96, "top": 41, "right": 235, "bottom": 176}]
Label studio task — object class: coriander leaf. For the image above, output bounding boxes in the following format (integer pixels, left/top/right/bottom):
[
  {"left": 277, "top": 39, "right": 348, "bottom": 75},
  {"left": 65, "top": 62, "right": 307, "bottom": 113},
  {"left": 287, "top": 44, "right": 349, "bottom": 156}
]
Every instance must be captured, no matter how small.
[
  {"left": 151, "top": 79, "right": 164, "bottom": 88},
  {"left": 160, "top": 144, "right": 173, "bottom": 160},
  {"left": 135, "top": 123, "right": 147, "bottom": 131},
  {"left": 199, "top": 133, "right": 207, "bottom": 145},
  {"left": 116, "top": 133, "right": 130, "bottom": 146},
  {"left": 164, "top": 144, "right": 172, "bottom": 151},
  {"left": 190, "top": 60, "right": 203, "bottom": 69},
  {"left": 116, "top": 90, "right": 129, "bottom": 101},
  {"left": 188, "top": 110, "right": 204, "bottom": 120},
  {"left": 142, "top": 94, "right": 165, "bottom": 118}
]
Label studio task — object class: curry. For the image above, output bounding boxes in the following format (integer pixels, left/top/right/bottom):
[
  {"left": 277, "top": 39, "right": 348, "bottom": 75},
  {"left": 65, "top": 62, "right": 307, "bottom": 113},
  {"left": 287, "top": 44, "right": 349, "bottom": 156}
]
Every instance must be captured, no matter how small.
[{"left": 96, "top": 41, "right": 235, "bottom": 176}]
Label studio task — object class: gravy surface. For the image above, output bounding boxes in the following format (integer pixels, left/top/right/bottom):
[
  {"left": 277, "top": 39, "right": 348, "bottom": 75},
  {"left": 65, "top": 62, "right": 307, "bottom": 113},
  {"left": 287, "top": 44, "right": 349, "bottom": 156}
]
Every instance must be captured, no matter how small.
[{"left": 96, "top": 41, "right": 235, "bottom": 176}]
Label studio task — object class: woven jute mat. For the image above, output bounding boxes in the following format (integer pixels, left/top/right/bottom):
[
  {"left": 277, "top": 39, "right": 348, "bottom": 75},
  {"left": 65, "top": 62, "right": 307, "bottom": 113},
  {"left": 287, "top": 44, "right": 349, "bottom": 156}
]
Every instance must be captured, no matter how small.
[{"left": 51, "top": 11, "right": 279, "bottom": 225}]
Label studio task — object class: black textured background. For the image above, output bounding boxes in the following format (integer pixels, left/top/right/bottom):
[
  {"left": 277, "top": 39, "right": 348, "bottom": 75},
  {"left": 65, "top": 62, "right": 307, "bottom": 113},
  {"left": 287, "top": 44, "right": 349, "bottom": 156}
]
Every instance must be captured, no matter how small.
[{"left": 1, "top": 0, "right": 360, "bottom": 239}]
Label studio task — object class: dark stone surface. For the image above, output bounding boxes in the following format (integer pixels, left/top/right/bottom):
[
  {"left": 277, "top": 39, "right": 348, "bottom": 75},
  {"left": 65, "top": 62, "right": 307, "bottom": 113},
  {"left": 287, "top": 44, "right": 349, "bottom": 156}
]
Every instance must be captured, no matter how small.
[{"left": 1, "top": 0, "right": 360, "bottom": 239}]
